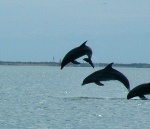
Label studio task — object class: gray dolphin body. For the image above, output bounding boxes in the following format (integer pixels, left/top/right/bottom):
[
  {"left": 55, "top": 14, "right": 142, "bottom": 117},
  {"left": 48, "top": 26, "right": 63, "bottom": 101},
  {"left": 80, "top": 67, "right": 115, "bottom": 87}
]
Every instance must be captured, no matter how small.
[
  {"left": 61, "top": 41, "right": 94, "bottom": 69},
  {"left": 127, "top": 83, "right": 150, "bottom": 100},
  {"left": 82, "top": 63, "right": 130, "bottom": 91}
]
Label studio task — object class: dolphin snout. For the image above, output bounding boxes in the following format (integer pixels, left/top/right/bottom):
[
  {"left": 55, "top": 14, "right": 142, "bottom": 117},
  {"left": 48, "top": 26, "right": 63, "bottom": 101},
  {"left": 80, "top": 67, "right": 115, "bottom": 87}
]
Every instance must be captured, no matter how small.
[{"left": 82, "top": 81, "right": 86, "bottom": 86}]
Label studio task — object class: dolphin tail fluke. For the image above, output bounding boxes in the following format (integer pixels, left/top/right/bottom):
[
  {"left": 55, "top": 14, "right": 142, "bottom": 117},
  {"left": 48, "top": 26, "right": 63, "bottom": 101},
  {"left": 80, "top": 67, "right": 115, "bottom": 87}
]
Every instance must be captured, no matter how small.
[
  {"left": 61, "top": 66, "right": 63, "bottom": 70},
  {"left": 83, "top": 58, "right": 94, "bottom": 68}
]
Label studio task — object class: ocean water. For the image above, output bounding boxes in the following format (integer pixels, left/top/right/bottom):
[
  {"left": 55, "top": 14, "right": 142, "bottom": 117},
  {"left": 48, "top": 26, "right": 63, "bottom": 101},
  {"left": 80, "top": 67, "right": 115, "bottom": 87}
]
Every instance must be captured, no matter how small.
[{"left": 0, "top": 66, "right": 150, "bottom": 129}]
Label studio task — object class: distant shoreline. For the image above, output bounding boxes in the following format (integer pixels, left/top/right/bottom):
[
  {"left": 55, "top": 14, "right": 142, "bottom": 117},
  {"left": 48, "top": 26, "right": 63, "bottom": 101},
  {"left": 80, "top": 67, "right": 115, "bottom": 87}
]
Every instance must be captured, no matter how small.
[{"left": 0, "top": 61, "right": 150, "bottom": 68}]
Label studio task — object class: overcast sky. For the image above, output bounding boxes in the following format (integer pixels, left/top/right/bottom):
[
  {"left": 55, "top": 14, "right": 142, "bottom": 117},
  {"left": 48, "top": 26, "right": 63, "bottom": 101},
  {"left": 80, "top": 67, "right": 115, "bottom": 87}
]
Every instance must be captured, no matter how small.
[{"left": 0, "top": 0, "right": 150, "bottom": 63}]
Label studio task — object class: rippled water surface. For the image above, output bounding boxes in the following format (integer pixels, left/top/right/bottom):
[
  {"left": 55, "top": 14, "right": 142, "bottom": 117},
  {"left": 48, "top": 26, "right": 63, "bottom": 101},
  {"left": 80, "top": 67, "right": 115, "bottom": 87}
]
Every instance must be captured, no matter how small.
[{"left": 0, "top": 66, "right": 150, "bottom": 129}]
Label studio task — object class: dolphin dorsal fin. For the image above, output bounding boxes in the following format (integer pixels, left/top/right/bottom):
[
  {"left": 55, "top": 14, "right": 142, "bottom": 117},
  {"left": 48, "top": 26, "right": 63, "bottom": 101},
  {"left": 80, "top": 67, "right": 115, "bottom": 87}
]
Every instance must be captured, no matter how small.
[
  {"left": 104, "top": 63, "right": 114, "bottom": 70},
  {"left": 79, "top": 40, "right": 87, "bottom": 47}
]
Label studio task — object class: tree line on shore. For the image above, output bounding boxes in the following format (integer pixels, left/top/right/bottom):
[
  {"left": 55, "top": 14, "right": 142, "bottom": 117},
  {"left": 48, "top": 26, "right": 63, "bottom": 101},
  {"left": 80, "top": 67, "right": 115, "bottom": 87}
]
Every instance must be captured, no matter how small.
[{"left": 0, "top": 61, "right": 150, "bottom": 68}]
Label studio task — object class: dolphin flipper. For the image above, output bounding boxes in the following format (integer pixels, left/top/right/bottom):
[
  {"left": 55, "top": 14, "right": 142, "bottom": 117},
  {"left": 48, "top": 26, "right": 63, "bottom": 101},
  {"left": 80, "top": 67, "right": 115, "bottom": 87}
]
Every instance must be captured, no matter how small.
[
  {"left": 72, "top": 60, "right": 81, "bottom": 64},
  {"left": 83, "top": 58, "right": 94, "bottom": 68},
  {"left": 95, "top": 81, "right": 104, "bottom": 86},
  {"left": 139, "top": 95, "right": 148, "bottom": 100}
]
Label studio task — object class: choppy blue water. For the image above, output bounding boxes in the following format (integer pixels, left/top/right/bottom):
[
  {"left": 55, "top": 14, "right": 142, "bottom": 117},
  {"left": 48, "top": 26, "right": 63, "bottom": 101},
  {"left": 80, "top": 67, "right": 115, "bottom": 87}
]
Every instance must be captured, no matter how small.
[{"left": 0, "top": 66, "right": 150, "bottom": 129}]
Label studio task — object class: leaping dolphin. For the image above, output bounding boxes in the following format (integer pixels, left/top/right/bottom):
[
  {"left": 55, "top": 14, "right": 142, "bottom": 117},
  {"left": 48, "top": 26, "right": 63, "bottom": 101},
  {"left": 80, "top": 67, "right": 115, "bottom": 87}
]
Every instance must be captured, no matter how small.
[
  {"left": 82, "top": 63, "right": 130, "bottom": 91},
  {"left": 127, "top": 83, "right": 150, "bottom": 100},
  {"left": 61, "top": 41, "right": 94, "bottom": 69}
]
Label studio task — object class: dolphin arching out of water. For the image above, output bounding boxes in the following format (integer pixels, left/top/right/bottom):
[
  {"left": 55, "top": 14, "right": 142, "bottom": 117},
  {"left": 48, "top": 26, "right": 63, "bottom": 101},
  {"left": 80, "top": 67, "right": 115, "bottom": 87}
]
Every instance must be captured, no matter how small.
[
  {"left": 61, "top": 41, "right": 94, "bottom": 69},
  {"left": 82, "top": 63, "right": 130, "bottom": 91},
  {"left": 127, "top": 83, "right": 150, "bottom": 100}
]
